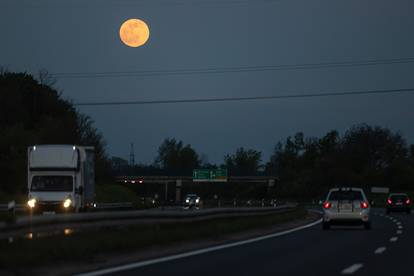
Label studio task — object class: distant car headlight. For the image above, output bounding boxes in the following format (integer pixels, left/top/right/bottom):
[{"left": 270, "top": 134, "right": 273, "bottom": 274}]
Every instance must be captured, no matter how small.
[
  {"left": 196, "top": 198, "right": 200, "bottom": 203},
  {"left": 63, "top": 198, "right": 72, "bottom": 208},
  {"left": 185, "top": 199, "right": 190, "bottom": 203},
  {"left": 27, "top": 198, "right": 36, "bottom": 208}
]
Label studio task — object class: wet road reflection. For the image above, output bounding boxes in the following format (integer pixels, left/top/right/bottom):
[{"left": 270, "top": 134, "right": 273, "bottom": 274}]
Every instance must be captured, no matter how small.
[{"left": 2, "top": 228, "right": 75, "bottom": 244}]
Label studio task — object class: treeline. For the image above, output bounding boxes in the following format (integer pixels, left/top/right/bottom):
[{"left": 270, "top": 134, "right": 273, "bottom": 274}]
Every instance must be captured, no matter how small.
[
  {"left": 0, "top": 71, "right": 109, "bottom": 194},
  {"left": 1, "top": 71, "right": 413, "bottom": 199},
  {"left": 111, "top": 138, "right": 263, "bottom": 176},
  {"left": 266, "top": 126, "right": 414, "bottom": 198},
  {"left": 112, "top": 126, "right": 414, "bottom": 198}
]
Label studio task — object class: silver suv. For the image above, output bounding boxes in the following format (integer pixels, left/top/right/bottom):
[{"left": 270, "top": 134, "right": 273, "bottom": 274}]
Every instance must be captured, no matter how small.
[{"left": 322, "top": 187, "right": 371, "bottom": 230}]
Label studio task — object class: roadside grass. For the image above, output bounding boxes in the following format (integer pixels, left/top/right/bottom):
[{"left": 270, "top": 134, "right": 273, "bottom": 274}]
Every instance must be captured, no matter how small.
[
  {"left": 0, "top": 207, "right": 307, "bottom": 270},
  {"left": 95, "top": 183, "right": 153, "bottom": 209},
  {"left": 0, "top": 184, "right": 149, "bottom": 223},
  {"left": 0, "top": 183, "right": 140, "bottom": 205},
  {"left": 95, "top": 183, "right": 138, "bottom": 203},
  {"left": 0, "top": 193, "right": 26, "bottom": 204}
]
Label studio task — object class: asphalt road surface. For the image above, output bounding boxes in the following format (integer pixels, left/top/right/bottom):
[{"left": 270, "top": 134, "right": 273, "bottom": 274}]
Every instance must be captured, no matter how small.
[{"left": 81, "top": 209, "right": 412, "bottom": 276}]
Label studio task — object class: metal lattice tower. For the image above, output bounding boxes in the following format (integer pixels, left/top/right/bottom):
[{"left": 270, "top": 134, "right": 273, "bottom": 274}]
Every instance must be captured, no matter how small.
[{"left": 129, "top": 143, "right": 135, "bottom": 166}]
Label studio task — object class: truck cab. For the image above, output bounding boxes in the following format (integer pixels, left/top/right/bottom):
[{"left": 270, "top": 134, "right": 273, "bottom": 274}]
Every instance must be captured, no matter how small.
[{"left": 27, "top": 145, "right": 95, "bottom": 213}]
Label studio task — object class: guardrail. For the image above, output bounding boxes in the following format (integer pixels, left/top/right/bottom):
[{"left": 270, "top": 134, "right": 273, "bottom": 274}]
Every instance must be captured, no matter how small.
[
  {"left": 0, "top": 202, "right": 134, "bottom": 212},
  {"left": 0, "top": 199, "right": 283, "bottom": 212},
  {"left": 94, "top": 202, "right": 134, "bottom": 210},
  {"left": 0, "top": 203, "right": 298, "bottom": 232}
]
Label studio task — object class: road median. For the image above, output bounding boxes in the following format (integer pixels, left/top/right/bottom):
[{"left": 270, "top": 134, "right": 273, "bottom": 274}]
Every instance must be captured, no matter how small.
[
  {"left": 0, "top": 204, "right": 297, "bottom": 232},
  {"left": 0, "top": 206, "right": 321, "bottom": 275}
]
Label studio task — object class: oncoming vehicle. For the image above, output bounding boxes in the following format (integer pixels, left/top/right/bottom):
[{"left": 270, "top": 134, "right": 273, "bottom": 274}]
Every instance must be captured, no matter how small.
[
  {"left": 386, "top": 193, "right": 411, "bottom": 214},
  {"left": 27, "top": 145, "right": 95, "bottom": 213},
  {"left": 322, "top": 187, "right": 371, "bottom": 230},
  {"left": 183, "top": 194, "right": 200, "bottom": 209}
]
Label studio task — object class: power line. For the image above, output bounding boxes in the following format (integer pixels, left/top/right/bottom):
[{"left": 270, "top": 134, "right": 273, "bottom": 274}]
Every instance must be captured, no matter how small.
[
  {"left": 52, "top": 57, "right": 414, "bottom": 79},
  {"left": 2, "top": 0, "right": 280, "bottom": 8},
  {"left": 73, "top": 87, "right": 414, "bottom": 106}
]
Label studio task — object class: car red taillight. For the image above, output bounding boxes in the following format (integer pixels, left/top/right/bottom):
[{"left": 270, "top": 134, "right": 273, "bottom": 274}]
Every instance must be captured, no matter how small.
[
  {"left": 387, "top": 199, "right": 392, "bottom": 205},
  {"left": 406, "top": 199, "right": 411, "bottom": 205},
  {"left": 361, "top": 201, "right": 369, "bottom": 209},
  {"left": 323, "top": 202, "right": 331, "bottom": 209}
]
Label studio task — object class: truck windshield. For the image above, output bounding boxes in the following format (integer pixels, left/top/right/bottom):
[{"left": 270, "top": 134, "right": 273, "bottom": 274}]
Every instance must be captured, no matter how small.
[{"left": 31, "top": 176, "right": 73, "bottom": 192}]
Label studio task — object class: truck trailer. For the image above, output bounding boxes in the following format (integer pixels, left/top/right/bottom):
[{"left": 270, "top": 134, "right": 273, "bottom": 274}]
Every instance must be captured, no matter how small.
[{"left": 27, "top": 145, "right": 95, "bottom": 212}]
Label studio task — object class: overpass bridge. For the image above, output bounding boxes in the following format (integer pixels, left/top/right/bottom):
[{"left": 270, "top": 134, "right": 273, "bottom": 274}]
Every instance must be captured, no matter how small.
[
  {"left": 115, "top": 176, "right": 278, "bottom": 184},
  {"left": 115, "top": 176, "right": 279, "bottom": 203}
]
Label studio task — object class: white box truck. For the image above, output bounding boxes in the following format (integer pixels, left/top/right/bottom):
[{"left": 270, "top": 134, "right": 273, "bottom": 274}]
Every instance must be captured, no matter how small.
[{"left": 27, "top": 145, "right": 95, "bottom": 212}]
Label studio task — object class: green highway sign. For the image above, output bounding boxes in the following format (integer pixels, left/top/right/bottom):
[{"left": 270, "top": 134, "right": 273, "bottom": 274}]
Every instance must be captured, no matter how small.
[{"left": 193, "top": 169, "right": 228, "bottom": 182}]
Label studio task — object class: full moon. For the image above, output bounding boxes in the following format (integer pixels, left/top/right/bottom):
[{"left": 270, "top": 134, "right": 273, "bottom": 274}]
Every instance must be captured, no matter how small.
[{"left": 119, "top": 19, "right": 150, "bottom": 48}]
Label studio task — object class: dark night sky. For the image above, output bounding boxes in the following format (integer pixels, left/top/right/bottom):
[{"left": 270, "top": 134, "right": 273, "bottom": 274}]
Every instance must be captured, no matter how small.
[{"left": 1, "top": 0, "right": 414, "bottom": 164}]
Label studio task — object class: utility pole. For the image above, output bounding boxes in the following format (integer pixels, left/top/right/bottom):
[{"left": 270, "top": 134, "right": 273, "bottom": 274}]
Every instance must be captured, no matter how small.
[{"left": 129, "top": 143, "right": 135, "bottom": 167}]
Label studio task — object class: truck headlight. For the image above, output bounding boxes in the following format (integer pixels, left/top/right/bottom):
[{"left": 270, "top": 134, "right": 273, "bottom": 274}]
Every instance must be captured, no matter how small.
[
  {"left": 196, "top": 198, "right": 200, "bottom": 203},
  {"left": 186, "top": 199, "right": 190, "bottom": 203},
  {"left": 27, "top": 198, "right": 36, "bottom": 208},
  {"left": 63, "top": 198, "right": 72, "bottom": 208}
]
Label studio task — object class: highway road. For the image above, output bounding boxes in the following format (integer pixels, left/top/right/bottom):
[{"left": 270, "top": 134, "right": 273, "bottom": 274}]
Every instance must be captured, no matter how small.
[{"left": 80, "top": 209, "right": 412, "bottom": 276}]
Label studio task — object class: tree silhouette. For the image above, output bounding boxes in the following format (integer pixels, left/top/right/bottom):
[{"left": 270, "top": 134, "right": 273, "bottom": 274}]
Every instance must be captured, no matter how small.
[
  {"left": 155, "top": 138, "right": 200, "bottom": 175},
  {"left": 225, "top": 147, "right": 262, "bottom": 176},
  {"left": 0, "top": 71, "right": 108, "bottom": 194}
]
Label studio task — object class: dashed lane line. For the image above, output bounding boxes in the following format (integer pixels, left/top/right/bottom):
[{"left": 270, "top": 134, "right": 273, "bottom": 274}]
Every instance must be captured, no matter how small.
[
  {"left": 374, "top": 247, "right": 387, "bottom": 254},
  {"left": 341, "top": 264, "right": 364, "bottom": 275},
  {"left": 390, "top": 237, "right": 398, "bottom": 242}
]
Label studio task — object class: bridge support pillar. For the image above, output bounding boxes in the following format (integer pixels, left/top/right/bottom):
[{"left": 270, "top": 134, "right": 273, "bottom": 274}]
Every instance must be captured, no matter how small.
[{"left": 175, "top": 179, "right": 182, "bottom": 203}]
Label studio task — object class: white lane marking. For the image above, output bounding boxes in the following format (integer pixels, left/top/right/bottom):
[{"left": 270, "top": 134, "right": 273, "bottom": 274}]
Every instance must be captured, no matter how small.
[
  {"left": 396, "top": 221, "right": 401, "bottom": 225},
  {"left": 397, "top": 230, "right": 403, "bottom": 234},
  {"left": 341, "top": 263, "right": 364, "bottom": 274},
  {"left": 398, "top": 225, "right": 403, "bottom": 229},
  {"left": 374, "top": 247, "right": 387, "bottom": 254},
  {"left": 76, "top": 218, "right": 323, "bottom": 276},
  {"left": 390, "top": 237, "right": 398, "bottom": 242}
]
